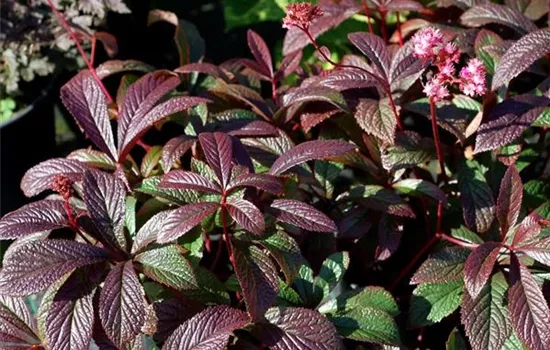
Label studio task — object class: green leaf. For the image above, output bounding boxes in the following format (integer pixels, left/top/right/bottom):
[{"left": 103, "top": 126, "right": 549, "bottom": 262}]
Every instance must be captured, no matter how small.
[
  {"left": 533, "top": 108, "right": 550, "bottom": 127},
  {"left": 458, "top": 159, "right": 496, "bottom": 233},
  {"left": 254, "top": 229, "right": 306, "bottom": 283},
  {"left": 277, "top": 279, "right": 303, "bottom": 306},
  {"left": 294, "top": 264, "right": 322, "bottom": 307},
  {"left": 409, "top": 280, "right": 464, "bottom": 327},
  {"left": 393, "top": 179, "right": 447, "bottom": 205},
  {"left": 461, "top": 272, "right": 511, "bottom": 350},
  {"left": 381, "top": 131, "right": 436, "bottom": 172},
  {"left": 411, "top": 247, "right": 470, "bottom": 284},
  {"left": 135, "top": 176, "right": 200, "bottom": 205},
  {"left": 329, "top": 307, "right": 401, "bottom": 345},
  {"left": 314, "top": 161, "right": 343, "bottom": 199},
  {"left": 345, "top": 185, "right": 415, "bottom": 218},
  {"left": 318, "top": 286, "right": 399, "bottom": 317},
  {"left": 314, "top": 252, "right": 350, "bottom": 300},
  {"left": 450, "top": 226, "right": 485, "bottom": 244},
  {"left": 140, "top": 146, "right": 162, "bottom": 178},
  {"left": 523, "top": 179, "right": 550, "bottom": 209},
  {"left": 447, "top": 328, "right": 468, "bottom": 350}
]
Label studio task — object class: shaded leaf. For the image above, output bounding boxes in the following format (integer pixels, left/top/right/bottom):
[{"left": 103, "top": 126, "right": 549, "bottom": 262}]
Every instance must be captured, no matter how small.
[
  {"left": 411, "top": 247, "right": 470, "bottom": 284},
  {"left": 464, "top": 242, "right": 502, "bottom": 299},
  {"left": 345, "top": 185, "right": 416, "bottom": 218},
  {"left": 381, "top": 131, "right": 436, "bottom": 172},
  {"left": 60, "top": 70, "right": 117, "bottom": 159},
  {"left": 132, "top": 210, "right": 172, "bottom": 253},
  {"left": 255, "top": 230, "right": 305, "bottom": 283},
  {"left": 99, "top": 261, "right": 147, "bottom": 349},
  {"left": 162, "top": 305, "right": 249, "bottom": 350},
  {"left": 461, "top": 3, "right": 537, "bottom": 34},
  {"left": 0, "top": 240, "right": 107, "bottom": 296},
  {"left": 233, "top": 244, "right": 279, "bottom": 320},
  {"left": 409, "top": 280, "right": 463, "bottom": 327},
  {"left": 329, "top": 307, "right": 400, "bottom": 345},
  {"left": 270, "top": 199, "right": 336, "bottom": 232},
  {"left": 492, "top": 28, "right": 550, "bottom": 90},
  {"left": 318, "top": 286, "right": 399, "bottom": 316},
  {"left": 375, "top": 214, "right": 404, "bottom": 261},
  {"left": 157, "top": 202, "right": 219, "bottom": 243},
  {"left": 315, "top": 252, "right": 350, "bottom": 299},
  {"left": 461, "top": 272, "right": 511, "bottom": 350},
  {"left": 458, "top": 160, "right": 496, "bottom": 233},
  {"left": 393, "top": 179, "right": 447, "bottom": 205}
]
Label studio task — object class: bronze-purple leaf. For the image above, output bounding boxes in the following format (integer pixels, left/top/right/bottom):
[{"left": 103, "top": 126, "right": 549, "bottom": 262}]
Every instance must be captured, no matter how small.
[
  {"left": 464, "top": 242, "right": 502, "bottom": 299},
  {"left": 460, "top": 3, "right": 537, "bottom": 34},
  {"left": 226, "top": 198, "right": 265, "bottom": 236},
  {"left": 458, "top": 160, "right": 496, "bottom": 233},
  {"left": 162, "top": 305, "right": 249, "bottom": 350},
  {"left": 227, "top": 173, "right": 283, "bottom": 195},
  {"left": 99, "top": 261, "right": 147, "bottom": 349},
  {"left": 275, "top": 50, "right": 302, "bottom": 81},
  {"left": 347, "top": 32, "right": 390, "bottom": 81},
  {"left": 0, "top": 200, "right": 69, "bottom": 239},
  {"left": 174, "top": 62, "right": 229, "bottom": 80},
  {"left": 60, "top": 70, "right": 117, "bottom": 160},
  {"left": 82, "top": 170, "right": 128, "bottom": 252},
  {"left": 270, "top": 199, "right": 336, "bottom": 233},
  {"left": 233, "top": 244, "right": 279, "bottom": 320},
  {"left": 132, "top": 210, "right": 174, "bottom": 253},
  {"left": 512, "top": 211, "right": 543, "bottom": 247},
  {"left": 0, "top": 240, "right": 108, "bottom": 296},
  {"left": 160, "top": 170, "right": 221, "bottom": 194},
  {"left": 508, "top": 254, "right": 550, "bottom": 350},
  {"left": 258, "top": 307, "right": 344, "bottom": 350},
  {"left": 152, "top": 298, "right": 204, "bottom": 343},
  {"left": 161, "top": 136, "right": 196, "bottom": 172},
  {"left": 269, "top": 140, "right": 355, "bottom": 175},
  {"left": 497, "top": 165, "right": 523, "bottom": 235},
  {"left": 247, "top": 29, "right": 273, "bottom": 79},
  {"left": 375, "top": 214, "right": 404, "bottom": 261},
  {"left": 198, "top": 132, "right": 234, "bottom": 189},
  {"left": 516, "top": 237, "right": 550, "bottom": 267},
  {"left": 20, "top": 158, "right": 88, "bottom": 197},
  {"left": 157, "top": 202, "right": 219, "bottom": 243},
  {"left": 0, "top": 295, "right": 40, "bottom": 348}
]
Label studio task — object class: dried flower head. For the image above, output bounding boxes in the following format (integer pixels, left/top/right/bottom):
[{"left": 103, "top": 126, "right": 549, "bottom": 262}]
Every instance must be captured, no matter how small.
[
  {"left": 459, "top": 58, "right": 487, "bottom": 97},
  {"left": 283, "top": 2, "right": 324, "bottom": 30},
  {"left": 412, "top": 27, "right": 444, "bottom": 61},
  {"left": 51, "top": 175, "right": 73, "bottom": 200}
]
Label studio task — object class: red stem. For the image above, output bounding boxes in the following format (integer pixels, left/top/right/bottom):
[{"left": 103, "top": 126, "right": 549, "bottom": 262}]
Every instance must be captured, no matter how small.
[
  {"left": 271, "top": 79, "right": 278, "bottom": 103},
  {"left": 379, "top": 10, "right": 388, "bottom": 42},
  {"left": 396, "top": 12, "right": 404, "bottom": 47},
  {"left": 136, "top": 139, "right": 152, "bottom": 152},
  {"left": 45, "top": 0, "right": 114, "bottom": 104},
  {"left": 361, "top": 0, "right": 374, "bottom": 34},
  {"left": 429, "top": 98, "right": 448, "bottom": 184},
  {"left": 438, "top": 233, "right": 479, "bottom": 249},
  {"left": 301, "top": 27, "right": 404, "bottom": 130},
  {"left": 90, "top": 35, "right": 97, "bottom": 67},
  {"left": 220, "top": 195, "right": 235, "bottom": 267}
]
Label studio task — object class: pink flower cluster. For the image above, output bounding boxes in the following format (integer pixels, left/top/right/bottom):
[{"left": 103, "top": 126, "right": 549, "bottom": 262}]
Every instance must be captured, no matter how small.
[
  {"left": 51, "top": 174, "right": 73, "bottom": 200},
  {"left": 412, "top": 27, "right": 487, "bottom": 101},
  {"left": 283, "top": 3, "right": 324, "bottom": 30}
]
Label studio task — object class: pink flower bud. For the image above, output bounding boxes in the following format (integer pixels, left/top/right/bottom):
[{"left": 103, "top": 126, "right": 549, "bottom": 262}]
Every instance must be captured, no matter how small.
[
  {"left": 283, "top": 3, "right": 324, "bottom": 30},
  {"left": 459, "top": 58, "right": 487, "bottom": 97},
  {"left": 51, "top": 175, "right": 73, "bottom": 200}
]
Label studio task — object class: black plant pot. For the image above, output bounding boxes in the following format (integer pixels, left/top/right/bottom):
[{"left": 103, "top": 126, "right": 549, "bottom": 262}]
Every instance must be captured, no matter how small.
[{"left": 0, "top": 88, "right": 57, "bottom": 217}]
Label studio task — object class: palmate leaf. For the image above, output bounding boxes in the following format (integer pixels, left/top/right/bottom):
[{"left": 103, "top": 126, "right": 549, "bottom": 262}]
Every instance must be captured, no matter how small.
[
  {"left": 257, "top": 307, "right": 344, "bottom": 350},
  {"left": 516, "top": 237, "right": 550, "bottom": 267},
  {"left": 508, "top": 254, "right": 550, "bottom": 350},
  {"left": 0, "top": 200, "right": 69, "bottom": 239},
  {"left": 458, "top": 160, "right": 496, "bottom": 233},
  {"left": 460, "top": 3, "right": 537, "bottom": 34},
  {"left": 99, "top": 261, "right": 147, "bottom": 349},
  {"left": 233, "top": 244, "right": 279, "bottom": 320},
  {"left": 347, "top": 32, "right": 390, "bottom": 81},
  {"left": 247, "top": 30, "right": 273, "bottom": 79},
  {"left": 198, "top": 132, "right": 234, "bottom": 189},
  {"left": 160, "top": 170, "right": 221, "bottom": 194},
  {"left": 464, "top": 242, "right": 502, "bottom": 299},
  {"left": 461, "top": 272, "right": 511, "bottom": 350},
  {"left": 475, "top": 95, "right": 549, "bottom": 153},
  {"left": 269, "top": 140, "right": 355, "bottom": 175},
  {"left": 157, "top": 202, "right": 219, "bottom": 243},
  {"left": 0, "top": 240, "right": 108, "bottom": 296},
  {"left": 270, "top": 199, "right": 336, "bottom": 233},
  {"left": 226, "top": 198, "right": 265, "bottom": 236},
  {"left": 0, "top": 295, "right": 40, "bottom": 348},
  {"left": 411, "top": 246, "right": 470, "bottom": 284},
  {"left": 162, "top": 305, "right": 249, "bottom": 350},
  {"left": 83, "top": 170, "right": 128, "bottom": 252},
  {"left": 60, "top": 70, "right": 117, "bottom": 159},
  {"left": 409, "top": 280, "right": 464, "bottom": 327},
  {"left": 497, "top": 165, "right": 523, "bottom": 234},
  {"left": 355, "top": 98, "right": 396, "bottom": 145},
  {"left": 20, "top": 158, "right": 88, "bottom": 197},
  {"left": 492, "top": 28, "right": 550, "bottom": 90}
]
